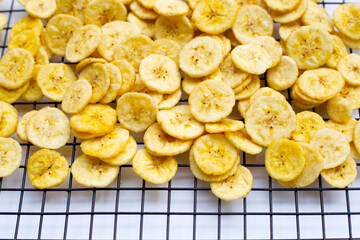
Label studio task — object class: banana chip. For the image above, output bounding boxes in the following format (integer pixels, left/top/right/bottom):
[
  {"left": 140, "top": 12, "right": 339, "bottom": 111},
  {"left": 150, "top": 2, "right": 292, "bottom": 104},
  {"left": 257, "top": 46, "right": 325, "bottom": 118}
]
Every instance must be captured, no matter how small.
[
  {"left": 61, "top": 79, "right": 92, "bottom": 114},
  {"left": 264, "top": 0, "right": 300, "bottom": 12},
  {"left": 0, "top": 81, "right": 30, "bottom": 104},
  {"left": 219, "top": 54, "right": 249, "bottom": 89},
  {"left": 10, "top": 16, "right": 43, "bottom": 39},
  {"left": 333, "top": 3, "right": 360, "bottom": 40},
  {"left": 84, "top": 0, "right": 127, "bottom": 26},
  {"left": 270, "top": 0, "right": 308, "bottom": 24},
  {"left": 301, "top": 1, "right": 333, "bottom": 33},
  {"left": 224, "top": 129, "right": 262, "bottom": 155},
  {"left": 17, "top": 110, "right": 37, "bottom": 142},
  {"left": 157, "top": 105, "right": 205, "bottom": 140},
  {"left": 132, "top": 148, "right": 177, "bottom": 184},
  {"left": 76, "top": 58, "right": 107, "bottom": 73},
  {"left": 234, "top": 75, "right": 260, "bottom": 100},
  {"left": 252, "top": 36, "right": 282, "bottom": 68},
  {"left": 266, "top": 56, "right": 298, "bottom": 91},
  {"left": 237, "top": 99, "right": 250, "bottom": 119},
  {"left": 182, "top": 69, "right": 223, "bottom": 95},
  {"left": 326, "top": 118, "right": 357, "bottom": 142},
  {"left": 112, "top": 59, "right": 136, "bottom": 95},
  {"left": 310, "top": 128, "right": 350, "bottom": 169},
  {"left": 337, "top": 54, "right": 360, "bottom": 86},
  {"left": 100, "top": 136, "right": 137, "bottom": 166},
  {"left": 27, "top": 149, "right": 69, "bottom": 189},
  {"left": 152, "top": 38, "right": 180, "bottom": 65},
  {"left": 278, "top": 21, "right": 301, "bottom": 42},
  {"left": 205, "top": 119, "right": 244, "bottom": 133},
  {"left": 130, "top": 1, "right": 159, "bottom": 20},
  {"left": 321, "top": 156, "right": 357, "bottom": 188},
  {"left": 158, "top": 89, "right": 182, "bottom": 110},
  {"left": 189, "top": 80, "right": 235, "bottom": 123},
  {"left": 8, "top": 30, "right": 40, "bottom": 56},
  {"left": 127, "top": 13, "right": 155, "bottom": 38},
  {"left": 71, "top": 154, "right": 119, "bottom": 188},
  {"left": 249, "top": 87, "right": 286, "bottom": 105},
  {"left": 0, "top": 101, "right": 18, "bottom": 138},
  {"left": 352, "top": 121, "right": 360, "bottom": 156},
  {"left": 0, "top": 137, "right": 22, "bottom": 178},
  {"left": 265, "top": 139, "right": 305, "bottom": 181},
  {"left": 292, "top": 111, "right": 325, "bottom": 143},
  {"left": 154, "top": 0, "right": 189, "bottom": 17},
  {"left": 55, "top": 0, "right": 87, "bottom": 24},
  {"left": 327, "top": 35, "right": 348, "bottom": 69},
  {"left": 25, "top": 0, "right": 57, "bottom": 19},
  {"left": 338, "top": 84, "right": 360, "bottom": 110}
]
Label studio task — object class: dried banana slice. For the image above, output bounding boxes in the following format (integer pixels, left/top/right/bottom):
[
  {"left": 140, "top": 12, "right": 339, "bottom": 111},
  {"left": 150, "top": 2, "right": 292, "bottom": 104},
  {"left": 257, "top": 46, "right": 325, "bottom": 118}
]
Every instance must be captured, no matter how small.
[
  {"left": 237, "top": 99, "right": 250, "bottom": 119},
  {"left": 127, "top": 13, "right": 155, "bottom": 38},
  {"left": 192, "top": 0, "right": 238, "bottom": 34},
  {"left": 98, "top": 21, "right": 140, "bottom": 61},
  {"left": 232, "top": 5, "right": 273, "bottom": 44},
  {"left": 76, "top": 58, "right": 107, "bottom": 73},
  {"left": 321, "top": 156, "right": 357, "bottom": 189},
  {"left": 219, "top": 54, "right": 249, "bottom": 89},
  {"left": 157, "top": 105, "right": 205, "bottom": 140},
  {"left": 154, "top": 16, "right": 193, "bottom": 47},
  {"left": 27, "top": 149, "right": 68, "bottom": 189},
  {"left": 138, "top": 0, "right": 157, "bottom": 9},
  {"left": 71, "top": 154, "right": 119, "bottom": 188},
  {"left": 25, "top": 0, "right": 57, "bottom": 19},
  {"left": 61, "top": 79, "right": 92, "bottom": 114},
  {"left": 205, "top": 119, "right": 244, "bottom": 134},
  {"left": 245, "top": 96, "right": 296, "bottom": 147},
  {"left": 264, "top": 0, "right": 300, "bottom": 12},
  {"left": 337, "top": 54, "right": 360, "bottom": 86},
  {"left": 37, "top": 63, "right": 77, "bottom": 102},
  {"left": 116, "top": 92, "right": 158, "bottom": 133},
  {"left": 0, "top": 81, "right": 29, "bottom": 104},
  {"left": 335, "top": 31, "right": 360, "bottom": 50},
  {"left": 310, "top": 128, "right": 350, "bottom": 169},
  {"left": 27, "top": 107, "right": 70, "bottom": 149},
  {"left": 152, "top": 38, "right": 180, "bottom": 65},
  {"left": 0, "top": 101, "right": 18, "bottom": 138},
  {"left": 224, "top": 129, "right": 262, "bottom": 155},
  {"left": 189, "top": 80, "right": 235, "bottom": 123},
  {"left": 326, "top": 118, "right": 357, "bottom": 142},
  {"left": 132, "top": 148, "right": 177, "bottom": 184},
  {"left": 8, "top": 30, "right": 40, "bottom": 56},
  {"left": 179, "top": 36, "right": 222, "bottom": 77},
  {"left": 210, "top": 165, "right": 252, "bottom": 201},
  {"left": 278, "top": 21, "right": 301, "bottom": 42},
  {"left": 352, "top": 121, "right": 360, "bottom": 156},
  {"left": 333, "top": 3, "right": 360, "bottom": 40},
  {"left": 249, "top": 87, "right": 286, "bottom": 105},
  {"left": 72, "top": 130, "right": 105, "bottom": 140},
  {"left": 350, "top": 142, "right": 360, "bottom": 161},
  {"left": 99, "top": 64, "right": 122, "bottom": 104},
  {"left": 292, "top": 111, "right": 325, "bottom": 143},
  {"left": 234, "top": 75, "right": 260, "bottom": 100},
  {"left": 55, "top": 0, "right": 87, "bottom": 24},
  {"left": 139, "top": 54, "right": 180, "bottom": 94},
  {"left": 66, "top": 24, "right": 102, "bottom": 63},
  {"left": 182, "top": 69, "right": 223, "bottom": 95},
  {"left": 267, "top": 56, "right": 298, "bottom": 91},
  {"left": 144, "top": 123, "right": 193, "bottom": 156},
  {"left": 44, "top": 14, "right": 82, "bottom": 57},
  {"left": 270, "top": 0, "right": 308, "bottom": 24},
  {"left": 327, "top": 35, "right": 348, "bottom": 69},
  {"left": 158, "top": 89, "right": 182, "bottom": 110},
  {"left": 100, "top": 136, "right": 137, "bottom": 166},
  {"left": 84, "top": 0, "right": 127, "bottom": 26},
  {"left": 130, "top": 1, "right": 159, "bottom": 20},
  {"left": 10, "top": 16, "right": 43, "bottom": 39},
  {"left": 193, "top": 133, "right": 238, "bottom": 175},
  {"left": 0, "top": 48, "right": 34, "bottom": 90},
  {"left": 79, "top": 63, "right": 110, "bottom": 103},
  {"left": 279, "top": 142, "right": 323, "bottom": 188},
  {"left": 70, "top": 104, "right": 117, "bottom": 135},
  {"left": 338, "top": 84, "right": 360, "bottom": 110},
  {"left": 154, "top": 0, "right": 189, "bottom": 17},
  {"left": 17, "top": 110, "right": 37, "bottom": 142},
  {"left": 232, "top": 74, "right": 252, "bottom": 95},
  {"left": 265, "top": 139, "right": 305, "bottom": 181},
  {"left": 231, "top": 44, "right": 272, "bottom": 75},
  {"left": 112, "top": 60, "right": 136, "bottom": 95},
  {"left": 251, "top": 36, "right": 282, "bottom": 68},
  {"left": 326, "top": 96, "right": 352, "bottom": 123},
  {"left": 80, "top": 124, "right": 130, "bottom": 159},
  {"left": 0, "top": 137, "right": 22, "bottom": 178},
  {"left": 301, "top": 1, "right": 333, "bottom": 33},
  {"left": 286, "top": 26, "right": 333, "bottom": 70}
]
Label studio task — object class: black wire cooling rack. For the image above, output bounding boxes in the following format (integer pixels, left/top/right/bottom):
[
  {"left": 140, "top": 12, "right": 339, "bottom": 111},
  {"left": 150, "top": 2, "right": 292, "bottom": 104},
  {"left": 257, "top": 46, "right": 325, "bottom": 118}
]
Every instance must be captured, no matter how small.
[{"left": 1, "top": 0, "right": 360, "bottom": 239}]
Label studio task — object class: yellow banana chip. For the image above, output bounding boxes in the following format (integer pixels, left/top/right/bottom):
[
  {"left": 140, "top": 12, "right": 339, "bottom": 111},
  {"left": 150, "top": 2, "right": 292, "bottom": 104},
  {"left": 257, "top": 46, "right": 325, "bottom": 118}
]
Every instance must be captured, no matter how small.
[
  {"left": 182, "top": 69, "right": 223, "bottom": 95},
  {"left": 127, "top": 13, "right": 155, "bottom": 38},
  {"left": 219, "top": 53, "right": 249, "bottom": 89},
  {"left": 84, "top": 0, "right": 127, "bottom": 26},
  {"left": 327, "top": 35, "right": 348, "bottom": 69},
  {"left": 326, "top": 118, "right": 357, "bottom": 142},
  {"left": 130, "top": 0, "right": 159, "bottom": 20},
  {"left": 0, "top": 101, "right": 18, "bottom": 138},
  {"left": 0, "top": 80, "right": 29, "bottom": 104},
  {"left": 10, "top": 16, "right": 43, "bottom": 39},
  {"left": 301, "top": 1, "right": 333, "bottom": 33},
  {"left": 224, "top": 129, "right": 262, "bottom": 155},
  {"left": 321, "top": 156, "right": 357, "bottom": 188},
  {"left": 333, "top": 3, "right": 360, "bottom": 40},
  {"left": 100, "top": 136, "right": 137, "bottom": 166},
  {"left": 0, "top": 137, "right": 22, "bottom": 178},
  {"left": 205, "top": 119, "right": 244, "bottom": 133},
  {"left": 17, "top": 110, "right": 37, "bottom": 142},
  {"left": 337, "top": 54, "right": 360, "bottom": 86},
  {"left": 266, "top": 56, "right": 298, "bottom": 91},
  {"left": 158, "top": 89, "right": 182, "bottom": 110},
  {"left": 61, "top": 79, "right": 92, "bottom": 114},
  {"left": 338, "top": 84, "right": 360, "bottom": 110},
  {"left": 292, "top": 111, "right": 325, "bottom": 143},
  {"left": 25, "top": 0, "right": 57, "bottom": 19},
  {"left": 112, "top": 59, "right": 136, "bottom": 95},
  {"left": 270, "top": 0, "right": 308, "bottom": 24},
  {"left": 154, "top": 0, "right": 189, "bottom": 17},
  {"left": 8, "top": 30, "right": 41, "bottom": 56}
]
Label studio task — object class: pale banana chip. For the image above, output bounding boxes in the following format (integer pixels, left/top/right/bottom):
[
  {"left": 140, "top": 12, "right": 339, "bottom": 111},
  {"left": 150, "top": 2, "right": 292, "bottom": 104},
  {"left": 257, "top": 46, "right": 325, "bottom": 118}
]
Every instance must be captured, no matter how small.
[
  {"left": 37, "top": 63, "right": 77, "bottom": 102},
  {"left": 158, "top": 89, "right": 182, "bottom": 110},
  {"left": 182, "top": 68, "right": 223, "bottom": 95},
  {"left": 8, "top": 30, "right": 40, "bottom": 56},
  {"left": 34, "top": 47, "right": 49, "bottom": 66},
  {"left": 205, "top": 119, "right": 244, "bottom": 133},
  {"left": 81, "top": 124, "right": 130, "bottom": 159},
  {"left": 237, "top": 99, "right": 250, "bottom": 119},
  {"left": 234, "top": 75, "right": 260, "bottom": 100},
  {"left": 25, "top": 0, "right": 57, "bottom": 19},
  {"left": 99, "top": 63, "right": 123, "bottom": 104},
  {"left": 44, "top": 14, "right": 82, "bottom": 57},
  {"left": 0, "top": 137, "right": 22, "bottom": 178},
  {"left": 138, "top": 0, "right": 157, "bottom": 9},
  {"left": 71, "top": 154, "right": 119, "bottom": 188},
  {"left": 0, "top": 101, "right": 18, "bottom": 138},
  {"left": 249, "top": 87, "right": 286, "bottom": 105},
  {"left": 154, "top": 0, "right": 189, "bottom": 17},
  {"left": 189, "top": 80, "right": 235, "bottom": 123},
  {"left": 112, "top": 59, "right": 136, "bottom": 95},
  {"left": 84, "top": 0, "right": 127, "bottom": 26},
  {"left": 321, "top": 156, "right": 357, "bottom": 188},
  {"left": 231, "top": 44, "right": 272, "bottom": 75},
  {"left": 55, "top": 0, "right": 87, "bottom": 24},
  {"left": 278, "top": 20, "right": 301, "bottom": 42},
  {"left": 157, "top": 105, "right": 205, "bottom": 140},
  {"left": 264, "top": 0, "right": 300, "bottom": 12},
  {"left": 139, "top": 54, "right": 180, "bottom": 94},
  {"left": 245, "top": 96, "right": 296, "bottom": 147},
  {"left": 234, "top": 0, "right": 267, "bottom": 8},
  {"left": 352, "top": 121, "right": 360, "bottom": 156},
  {"left": 337, "top": 54, "right": 360, "bottom": 86},
  {"left": 335, "top": 31, "right": 360, "bottom": 50},
  {"left": 270, "top": 0, "right": 308, "bottom": 24},
  {"left": 333, "top": 3, "right": 360, "bottom": 40},
  {"left": 326, "top": 96, "right": 352, "bottom": 123},
  {"left": 70, "top": 104, "right": 117, "bottom": 135},
  {"left": 310, "top": 128, "right": 350, "bottom": 169},
  {"left": 251, "top": 36, "right": 282, "bottom": 68},
  {"left": 338, "top": 84, "right": 360, "bottom": 110},
  {"left": 265, "top": 139, "right": 305, "bottom": 181},
  {"left": 350, "top": 141, "right": 360, "bottom": 161},
  {"left": 0, "top": 81, "right": 29, "bottom": 104},
  {"left": 27, "top": 149, "right": 69, "bottom": 189},
  {"left": 76, "top": 58, "right": 107, "bottom": 73},
  {"left": 10, "top": 16, "right": 43, "bottom": 39},
  {"left": 232, "top": 5, "right": 273, "bottom": 44},
  {"left": 267, "top": 56, "right": 298, "bottom": 91},
  {"left": 127, "top": 13, "right": 155, "bottom": 38},
  {"left": 224, "top": 129, "right": 262, "bottom": 155},
  {"left": 301, "top": 1, "right": 333, "bottom": 33},
  {"left": 326, "top": 118, "right": 357, "bottom": 142},
  {"left": 327, "top": 35, "right": 348, "bottom": 69},
  {"left": 219, "top": 54, "right": 249, "bottom": 89},
  {"left": 132, "top": 148, "right": 177, "bottom": 184},
  {"left": 61, "top": 79, "right": 92, "bottom": 114},
  {"left": 152, "top": 38, "right": 180, "bottom": 65},
  {"left": 27, "top": 107, "right": 70, "bottom": 149},
  {"left": 17, "top": 110, "right": 37, "bottom": 142},
  {"left": 279, "top": 142, "right": 323, "bottom": 188},
  {"left": 130, "top": 0, "right": 159, "bottom": 20},
  {"left": 292, "top": 111, "right": 325, "bottom": 143},
  {"left": 72, "top": 130, "right": 105, "bottom": 140},
  {"left": 193, "top": 133, "right": 238, "bottom": 175},
  {"left": 116, "top": 92, "right": 158, "bottom": 133},
  {"left": 232, "top": 74, "right": 252, "bottom": 95},
  {"left": 0, "top": 48, "right": 33, "bottom": 90},
  {"left": 286, "top": 26, "right": 333, "bottom": 70},
  {"left": 100, "top": 136, "right": 137, "bottom": 166}
]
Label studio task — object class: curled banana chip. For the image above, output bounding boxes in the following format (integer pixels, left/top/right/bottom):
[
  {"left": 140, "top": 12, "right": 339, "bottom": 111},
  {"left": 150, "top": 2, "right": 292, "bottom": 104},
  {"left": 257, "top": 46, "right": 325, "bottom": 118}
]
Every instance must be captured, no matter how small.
[{"left": 321, "top": 156, "right": 357, "bottom": 189}]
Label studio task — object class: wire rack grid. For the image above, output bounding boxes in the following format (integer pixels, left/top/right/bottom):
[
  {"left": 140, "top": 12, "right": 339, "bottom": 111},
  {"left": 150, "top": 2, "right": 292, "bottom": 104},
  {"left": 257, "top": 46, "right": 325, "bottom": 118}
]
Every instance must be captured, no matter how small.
[{"left": 1, "top": 0, "right": 360, "bottom": 239}]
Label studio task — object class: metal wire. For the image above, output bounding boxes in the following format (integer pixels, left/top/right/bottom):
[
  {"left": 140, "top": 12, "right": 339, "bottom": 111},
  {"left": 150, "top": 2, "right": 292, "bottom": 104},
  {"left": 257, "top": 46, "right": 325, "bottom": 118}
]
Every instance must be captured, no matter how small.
[{"left": 1, "top": 0, "right": 360, "bottom": 239}]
